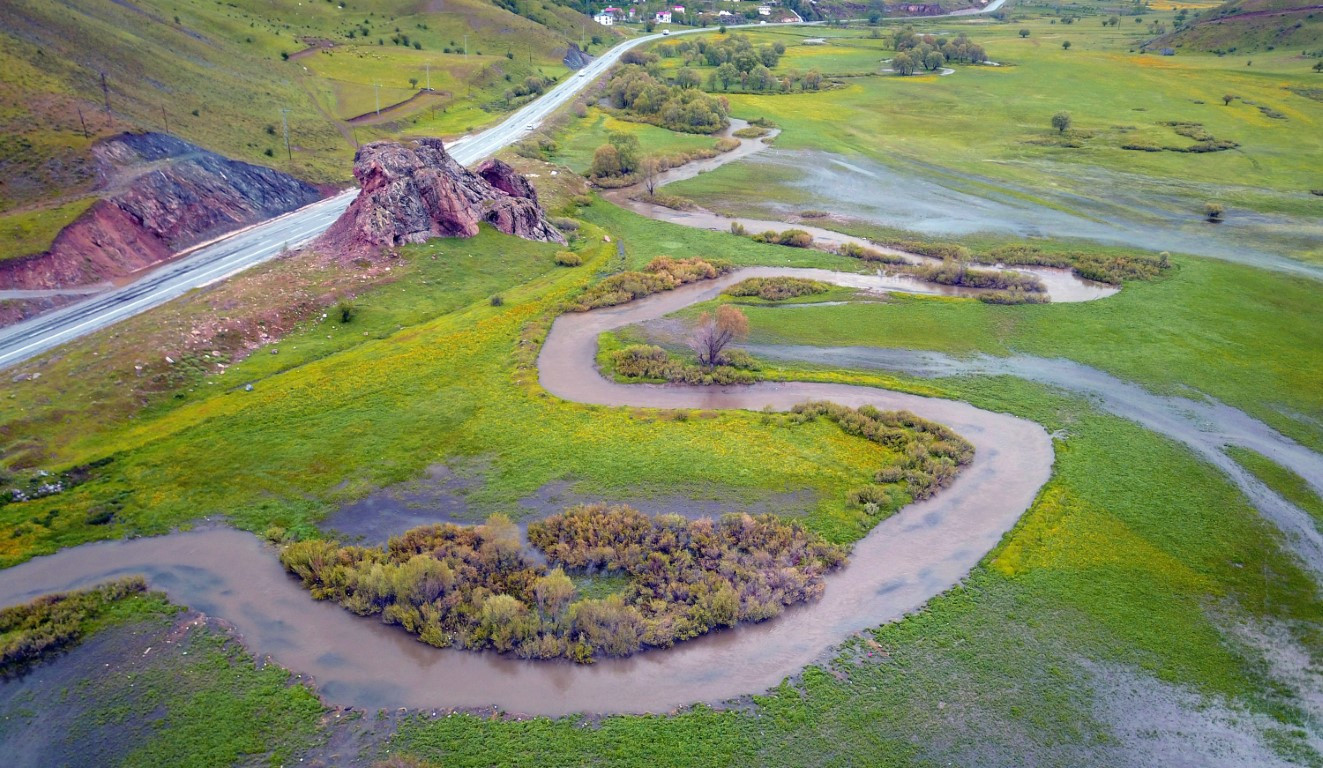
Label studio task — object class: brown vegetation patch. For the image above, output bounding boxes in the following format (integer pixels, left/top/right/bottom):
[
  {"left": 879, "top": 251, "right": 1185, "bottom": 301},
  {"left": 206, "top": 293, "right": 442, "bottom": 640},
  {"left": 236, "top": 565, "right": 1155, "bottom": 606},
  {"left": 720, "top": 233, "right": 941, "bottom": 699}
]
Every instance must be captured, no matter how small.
[
  {"left": 570, "top": 256, "right": 731, "bottom": 311},
  {"left": 281, "top": 506, "right": 847, "bottom": 662}
]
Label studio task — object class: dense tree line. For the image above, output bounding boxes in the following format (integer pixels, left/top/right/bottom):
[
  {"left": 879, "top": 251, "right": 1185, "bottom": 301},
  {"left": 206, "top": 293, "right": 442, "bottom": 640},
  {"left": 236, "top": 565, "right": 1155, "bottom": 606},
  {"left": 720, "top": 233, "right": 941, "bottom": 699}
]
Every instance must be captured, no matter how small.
[
  {"left": 655, "top": 35, "right": 817, "bottom": 94},
  {"left": 891, "top": 28, "right": 988, "bottom": 75},
  {"left": 657, "top": 35, "right": 786, "bottom": 72},
  {"left": 606, "top": 65, "right": 729, "bottom": 134},
  {"left": 282, "top": 506, "right": 847, "bottom": 662}
]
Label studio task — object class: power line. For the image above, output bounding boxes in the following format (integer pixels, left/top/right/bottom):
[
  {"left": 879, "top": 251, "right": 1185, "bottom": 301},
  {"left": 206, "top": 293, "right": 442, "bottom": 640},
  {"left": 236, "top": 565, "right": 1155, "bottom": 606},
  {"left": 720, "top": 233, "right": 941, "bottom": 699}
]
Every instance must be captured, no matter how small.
[{"left": 100, "top": 72, "right": 113, "bottom": 127}]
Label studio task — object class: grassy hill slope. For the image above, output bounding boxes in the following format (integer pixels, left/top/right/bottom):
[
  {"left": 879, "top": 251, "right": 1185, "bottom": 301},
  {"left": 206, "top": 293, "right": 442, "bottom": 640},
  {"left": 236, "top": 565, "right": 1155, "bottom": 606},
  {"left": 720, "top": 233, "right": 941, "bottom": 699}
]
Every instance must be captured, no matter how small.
[
  {"left": 1154, "top": 0, "right": 1323, "bottom": 52},
  {"left": 0, "top": 0, "right": 612, "bottom": 256}
]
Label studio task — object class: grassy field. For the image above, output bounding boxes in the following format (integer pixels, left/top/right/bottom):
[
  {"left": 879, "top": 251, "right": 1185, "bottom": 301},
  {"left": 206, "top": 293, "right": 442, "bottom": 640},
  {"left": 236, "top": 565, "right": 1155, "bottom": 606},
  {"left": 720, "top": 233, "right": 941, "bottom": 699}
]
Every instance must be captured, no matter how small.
[
  {"left": 0, "top": 222, "right": 914, "bottom": 563},
  {"left": 1229, "top": 446, "right": 1323, "bottom": 528},
  {"left": 2, "top": 8, "right": 1322, "bottom": 762},
  {"left": 660, "top": 15, "right": 1323, "bottom": 225},
  {"left": 387, "top": 376, "right": 1322, "bottom": 766},
  {"left": 550, "top": 108, "right": 724, "bottom": 174},
  {"left": 0, "top": 198, "right": 1319, "bottom": 763},
  {"left": 373, "top": 208, "right": 1323, "bottom": 766},
  {"left": 0, "top": 197, "right": 97, "bottom": 262}
]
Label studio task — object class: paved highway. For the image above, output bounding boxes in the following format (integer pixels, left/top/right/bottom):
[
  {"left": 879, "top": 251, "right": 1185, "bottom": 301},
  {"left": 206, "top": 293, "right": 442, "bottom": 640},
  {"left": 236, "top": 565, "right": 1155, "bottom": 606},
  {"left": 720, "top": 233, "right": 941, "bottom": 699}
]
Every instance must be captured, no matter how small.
[{"left": 0, "top": 5, "right": 1006, "bottom": 370}]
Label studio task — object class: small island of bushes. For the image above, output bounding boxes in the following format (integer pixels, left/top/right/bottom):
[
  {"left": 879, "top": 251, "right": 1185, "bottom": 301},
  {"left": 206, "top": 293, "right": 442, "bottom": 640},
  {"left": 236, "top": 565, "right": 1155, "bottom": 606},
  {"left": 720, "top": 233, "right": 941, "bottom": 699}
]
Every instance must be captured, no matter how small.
[{"left": 282, "top": 505, "right": 846, "bottom": 663}]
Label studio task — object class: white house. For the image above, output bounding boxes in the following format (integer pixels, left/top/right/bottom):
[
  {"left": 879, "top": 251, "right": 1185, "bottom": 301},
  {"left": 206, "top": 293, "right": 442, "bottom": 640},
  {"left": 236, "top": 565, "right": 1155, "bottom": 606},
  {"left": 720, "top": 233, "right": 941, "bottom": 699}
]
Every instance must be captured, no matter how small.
[
  {"left": 593, "top": 11, "right": 614, "bottom": 24},
  {"left": 654, "top": 10, "right": 672, "bottom": 23},
  {"left": 757, "top": 5, "right": 772, "bottom": 14}
]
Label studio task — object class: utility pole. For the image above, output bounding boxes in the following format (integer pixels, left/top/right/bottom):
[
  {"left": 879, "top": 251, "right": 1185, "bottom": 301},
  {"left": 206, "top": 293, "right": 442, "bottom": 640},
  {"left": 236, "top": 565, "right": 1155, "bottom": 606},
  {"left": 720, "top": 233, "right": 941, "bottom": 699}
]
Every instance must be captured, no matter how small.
[
  {"left": 280, "top": 107, "right": 292, "bottom": 161},
  {"left": 464, "top": 34, "right": 468, "bottom": 59},
  {"left": 161, "top": 104, "right": 169, "bottom": 134},
  {"left": 425, "top": 62, "right": 431, "bottom": 90},
  {"left": 374, "top": 83, "right": 381, "bottom": 116},
  {"left": 100, "top": 72, "right": 113, "bottom": 126},
  {"left": 76, "top": 105, "right": 89, "bottom": 139}
]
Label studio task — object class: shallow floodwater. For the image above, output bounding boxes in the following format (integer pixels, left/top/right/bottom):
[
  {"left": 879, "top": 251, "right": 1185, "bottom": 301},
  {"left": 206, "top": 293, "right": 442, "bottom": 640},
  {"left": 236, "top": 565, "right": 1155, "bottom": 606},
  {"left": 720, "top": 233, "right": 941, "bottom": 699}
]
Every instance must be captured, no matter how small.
[
  {"left": 606, "top": 120, "right": 1118, "bottom": 304},
  {"left": 0, "top": 269, "right": 1055, "bottom": 716},
  {"left": 745, "top": 344, "right": 1323, "bottom": 578},
  {"left": 698, "top": 149, "right": 1323, "bottom": 281}
]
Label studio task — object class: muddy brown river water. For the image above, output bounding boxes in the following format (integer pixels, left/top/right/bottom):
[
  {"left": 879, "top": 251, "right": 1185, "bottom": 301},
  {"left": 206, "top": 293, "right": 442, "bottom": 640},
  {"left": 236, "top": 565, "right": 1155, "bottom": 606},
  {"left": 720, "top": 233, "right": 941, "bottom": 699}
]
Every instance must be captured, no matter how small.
[{"left": 0, "top": 267, "right": 1061, "bottom": 716}]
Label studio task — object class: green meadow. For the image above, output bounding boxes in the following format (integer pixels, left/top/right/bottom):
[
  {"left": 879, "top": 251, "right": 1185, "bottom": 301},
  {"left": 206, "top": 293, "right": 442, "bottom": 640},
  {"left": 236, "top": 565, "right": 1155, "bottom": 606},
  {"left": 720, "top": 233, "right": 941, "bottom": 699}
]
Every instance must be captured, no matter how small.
[
  {"left": 5, "top": 204, "right": 1321, "bottom": 764},
  {"left": 663, "top": 16, "right": 1323, "bottom": 224}
]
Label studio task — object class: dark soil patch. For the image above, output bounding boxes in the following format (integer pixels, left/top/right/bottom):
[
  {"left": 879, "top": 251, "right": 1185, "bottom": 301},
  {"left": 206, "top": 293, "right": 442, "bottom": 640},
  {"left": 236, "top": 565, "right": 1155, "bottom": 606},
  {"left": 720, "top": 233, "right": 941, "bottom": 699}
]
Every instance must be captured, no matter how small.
[
  {"left": 322, "top": 459, "right": 819, "bottom": 548},
  {"left": 0, "top": 612, "right": 195, "bottom": 768},
  {"left": 321, "top": 460, "right": 489, "bottom": 545},
  {"left": 518, "top": 480, "right": 818, "bottom": 521}
]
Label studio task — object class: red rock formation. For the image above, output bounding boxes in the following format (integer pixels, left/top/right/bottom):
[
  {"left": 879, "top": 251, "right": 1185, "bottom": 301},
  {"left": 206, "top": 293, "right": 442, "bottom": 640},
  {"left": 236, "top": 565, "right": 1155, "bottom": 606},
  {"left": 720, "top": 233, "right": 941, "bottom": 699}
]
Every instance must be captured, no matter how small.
[
  {"left": 316, "top": 138, "right": 565, "bottom": 255},
  {"left": 2, "top": 201, "right": 172, "bottom": 289},
  {"left": 0, "top": 132, "right": 322, "bottom": 291}
]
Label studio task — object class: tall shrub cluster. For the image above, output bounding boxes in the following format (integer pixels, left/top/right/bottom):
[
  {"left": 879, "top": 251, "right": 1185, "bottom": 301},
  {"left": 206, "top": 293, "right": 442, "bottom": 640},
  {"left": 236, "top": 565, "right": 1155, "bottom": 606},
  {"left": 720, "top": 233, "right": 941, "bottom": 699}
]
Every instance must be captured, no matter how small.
[
  {"left": 571, "top": 256, "right": 731, "bottom": 311},
  {"left": 281, "top": 507, "right": 847, "bottom": 663},
  {"left": 985, "top": 245, "right": 1166, "bottom": 284},
  {"left": 790, "top": 402, "right": 975, "bottom": 507},
  {"left": 908, "top": 259, "right": 1047, "bottom": 293},
  {"left": 1, "top": 577, "right": 148, "bottom": 675}
]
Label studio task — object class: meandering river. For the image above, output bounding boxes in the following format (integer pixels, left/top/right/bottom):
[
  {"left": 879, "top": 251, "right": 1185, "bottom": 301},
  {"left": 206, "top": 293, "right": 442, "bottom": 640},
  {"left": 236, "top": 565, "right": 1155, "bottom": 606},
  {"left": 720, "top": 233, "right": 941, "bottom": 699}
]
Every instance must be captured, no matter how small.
[
  {"left": 5, "top": 113, "right": 1311, "bottom": 718},
  {"left": 0, "top": 266, "right": 1060, "bottom": 716}
]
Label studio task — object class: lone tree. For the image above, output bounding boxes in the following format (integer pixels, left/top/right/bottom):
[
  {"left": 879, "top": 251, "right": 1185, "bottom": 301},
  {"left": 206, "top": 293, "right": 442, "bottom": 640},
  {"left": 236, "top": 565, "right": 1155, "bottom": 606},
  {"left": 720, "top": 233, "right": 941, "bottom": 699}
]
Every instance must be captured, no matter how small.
[
  {"left": 1052, "top": 111, "right": 1072, "bottom": 133},
  {"left": 641, "top": 156, "right": 661, "bottom": 196},
  {"left": 589, "top": 144, "right": 623, "bottom": 178},
  {"left": 1222, "top": 93, "right": 1235, "bottom": 105},
  {"left": 691, "top": 305, "right": 749, "bottom": 366},
  {"left": 1314, "top": 61, "right": 1323, "bottom": 73},
  {"left": 1019, "top": 28, "right": 1031, "bottom": 38},
  {"left": 1062, "top": 40, "right": 1072, "bottom": 50},
  {"left": 1204, "top": 202, "right": 1225, "bottom": 222}
]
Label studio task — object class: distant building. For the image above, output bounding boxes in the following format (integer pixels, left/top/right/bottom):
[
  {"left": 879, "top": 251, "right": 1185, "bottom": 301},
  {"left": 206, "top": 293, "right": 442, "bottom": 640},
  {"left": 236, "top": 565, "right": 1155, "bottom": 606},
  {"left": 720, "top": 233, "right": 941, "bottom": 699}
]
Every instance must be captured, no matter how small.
[
  {"left": 594, "top": 12, "right": 614, "bottom": 24},
  {"left": 672, "top": 4, "right": 685, "bottom": 12},
  {"left": 655, "top": 10, "right": 672, "bottom": 23},
  {"left": 757, "top": 4, "right": 772, "bottom": 14}
]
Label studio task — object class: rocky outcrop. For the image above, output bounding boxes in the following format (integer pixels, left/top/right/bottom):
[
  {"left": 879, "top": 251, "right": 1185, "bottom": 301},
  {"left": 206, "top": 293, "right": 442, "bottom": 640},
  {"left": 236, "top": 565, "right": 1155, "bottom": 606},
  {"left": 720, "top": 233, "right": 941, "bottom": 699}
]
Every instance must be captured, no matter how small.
[
  {"left": 0, "top": 133, "right": 321, "bottom": 291},
  {"left": 563, "top": 43, "right": 593, "bottom": 70},
  {"left": 317, "top": 138, "right": 565, "bottom": 254}
]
